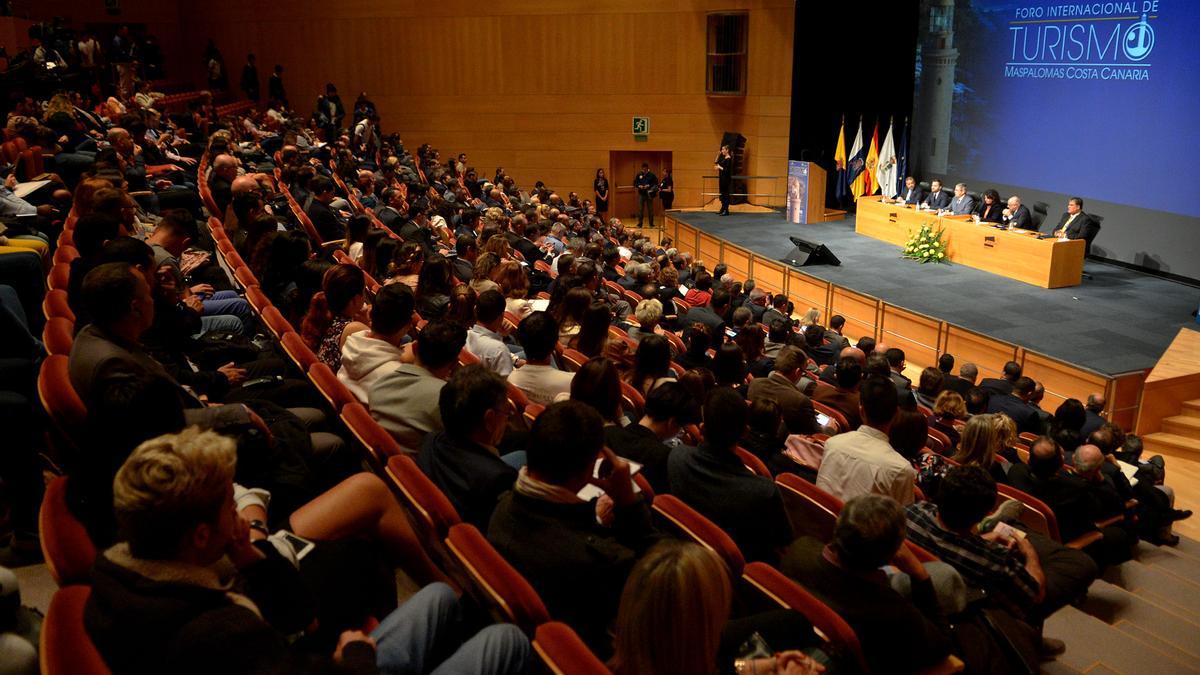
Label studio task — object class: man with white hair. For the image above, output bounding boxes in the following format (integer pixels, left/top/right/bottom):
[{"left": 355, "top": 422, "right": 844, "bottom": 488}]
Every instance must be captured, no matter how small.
[
  {"left": 949, "top": 183, "right": 975, "bottom": 215},
  {"left": 1002, "top": 195, "right": 1033, "bottom": 230}
]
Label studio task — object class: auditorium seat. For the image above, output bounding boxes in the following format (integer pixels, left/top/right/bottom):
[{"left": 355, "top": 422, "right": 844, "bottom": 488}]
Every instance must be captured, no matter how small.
[
  {"left": 43, "top": 317, "right": 75, "bottom": 356},
  {"left": 734, "top": 446, "right": 772, "bottom": 478},
  {"left": 43, "top": 289, "right": 75, "bottom": 323},
  {"left": 995, "top": 484, "right": 1103, "bottom": 550},
  {"left": 506, "top": 382, "right": 530, "bottom": 417},
  {"left": 307, "top": 362, "right": 357, "bottom": 412},
  {"left": 279, "top": 332, "right": 319, "bottom": 372},
  {"left": 776, "top": 473, "right": 842, "bottom": 542},
  {"left": 444, "top": 523, "right": 550, "bottom": 635},
  {"left": 650, "top": 494, "right": 745, "bottom": 576},
  {"left": 38, "top": 355, "right": 88, "bottom": 449},
  {"left": 812, "top": 401, "right": 848, "bottom": 435},
  {"left": 384, "top": 454, "right": 462, "bottom": 549},
  {"left": 560, "top": 348, "right": 588, "bottom": 373},
  {"left": 243, "top": 285, "right": 271, "bottom": 315},
  {"left": 522, "top": 401, "right": 544, "bottom": 429},
  {"left": 39, "top": 476, "right": 97, "bottom": 586},
  {"left": 260, "top": 306, "right": 293, "bottom": 340},
  {"left": 532, "top": 622, "right": 609, "bottom": 675},
  {"left": 41, "top": 586, "right": 112, "bottom": 675},
  {"left": 48, "top": 263, "right": 71, "bottom": 292},
  {"left": 53, "top": 245, "right": 79, "bottom": 265},
  {"left": 619, "top": 380, "right": 645, "bottom": 420},
  {"left": 926, "top": 427, "right": 953, "bottom": 454},
  {"left": 234, "top": 265, "right": 259, "bottom": 288},
  {"left": 340, "top": 402, "right": 402, "bottom": 467}
]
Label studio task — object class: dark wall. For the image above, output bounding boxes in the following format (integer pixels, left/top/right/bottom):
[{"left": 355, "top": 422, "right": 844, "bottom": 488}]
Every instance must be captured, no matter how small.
[{"left": 789, "top": 2, "right": 920, "bottom": 209}]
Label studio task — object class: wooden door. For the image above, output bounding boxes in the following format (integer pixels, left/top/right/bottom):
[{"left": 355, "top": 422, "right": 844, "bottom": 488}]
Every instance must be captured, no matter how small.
[{"left": 610, "top": 150, "right": 672, "bottom": 223}]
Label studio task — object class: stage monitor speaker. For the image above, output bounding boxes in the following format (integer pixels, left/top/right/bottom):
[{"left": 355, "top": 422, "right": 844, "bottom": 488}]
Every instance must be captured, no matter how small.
[{"left": 781, "top": 236, "right": 840, "bottom": 267}]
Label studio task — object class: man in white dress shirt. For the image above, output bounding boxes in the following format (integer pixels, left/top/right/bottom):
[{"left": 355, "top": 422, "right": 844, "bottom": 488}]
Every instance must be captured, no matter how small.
[{"left": 817, "top": 376, "right": 916, "bottom": 505}]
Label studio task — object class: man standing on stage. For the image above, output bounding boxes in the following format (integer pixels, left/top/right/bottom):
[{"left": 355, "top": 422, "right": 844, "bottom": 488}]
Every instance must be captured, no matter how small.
[
  {"left": 715, "top": 145, "right": 733, "bottom": 216},
  {"left": 635, "top": 163, "right": 658, "bottom": 228}
]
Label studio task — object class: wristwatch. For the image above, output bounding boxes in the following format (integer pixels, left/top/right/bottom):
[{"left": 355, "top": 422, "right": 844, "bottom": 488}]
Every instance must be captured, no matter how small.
[{"left": 248, "top": 519, "right": 270, "bottom": 537}]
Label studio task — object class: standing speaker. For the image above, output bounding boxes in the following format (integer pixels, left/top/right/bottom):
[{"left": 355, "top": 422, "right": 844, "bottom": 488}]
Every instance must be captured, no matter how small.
[
  {"left": 721, "top": 131, "right": 747, "bottom": 205},
  {"left": 781, "top": 236, "right": 840, "bottom": 266}
]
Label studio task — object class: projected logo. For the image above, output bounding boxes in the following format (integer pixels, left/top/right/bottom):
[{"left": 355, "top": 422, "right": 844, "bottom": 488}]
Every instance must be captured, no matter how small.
[{"left": 1005, "top": 3, "right": 1159, "bottom": 81}]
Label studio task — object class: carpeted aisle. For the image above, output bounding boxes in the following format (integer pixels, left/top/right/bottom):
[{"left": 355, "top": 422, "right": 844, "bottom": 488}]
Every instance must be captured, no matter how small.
[{"left": 673, "top": 210, "right": 1197, "bottom": 375}]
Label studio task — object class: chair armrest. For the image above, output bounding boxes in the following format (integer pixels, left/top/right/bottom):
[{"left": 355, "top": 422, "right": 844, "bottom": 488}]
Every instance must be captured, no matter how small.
[
  {"left": 1065, "top": 531, "right": 1104, "bottom": 550},
  {"left": 916, "top": 654, "right": 965, "bottom": 675},
  {"left": 1095, "top": 514, "right": 1125, "bottom": 529}
]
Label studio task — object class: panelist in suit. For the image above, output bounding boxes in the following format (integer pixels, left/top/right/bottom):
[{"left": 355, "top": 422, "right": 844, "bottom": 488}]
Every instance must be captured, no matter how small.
[
  {"left": 974, "top": 189, "right": 1004, "bottom": 223},
  {"left": 1002, "top": 195, "right": 1033, "bottom": 230},
  {"left": 921, "top": 179, "right": 951, "bottom": 211},
  {"left": 949, "top": 183, "right": 976, "bottom": 215},
  {"left": 895, "top": 176, "right": 926, "bottom": 206},
  {"left": 1053, "top": 196, "right": 1101, "bottom": 254}
]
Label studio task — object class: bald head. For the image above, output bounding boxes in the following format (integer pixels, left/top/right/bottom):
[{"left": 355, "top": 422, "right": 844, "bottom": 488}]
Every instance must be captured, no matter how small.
[
  {"left": 840, "top": 346, "right": 866, "bottom": 366},
  {"left": 1085, "top": 393, "right": 1105, "bottom": 412},
  {"left": 213, "top": 153, "right": 238, "bottom": 180},
  {"left": 1073, "top": 444, "right": 1104, "bottom": 476},
  {"left": 231, "top": 175, "right": 260, "bottom": 196}
]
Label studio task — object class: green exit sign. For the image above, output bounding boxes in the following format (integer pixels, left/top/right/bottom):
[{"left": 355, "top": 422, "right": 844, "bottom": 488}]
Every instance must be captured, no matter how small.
[{"left": 632, "top": 116, "right": 650, "bottom": 136}]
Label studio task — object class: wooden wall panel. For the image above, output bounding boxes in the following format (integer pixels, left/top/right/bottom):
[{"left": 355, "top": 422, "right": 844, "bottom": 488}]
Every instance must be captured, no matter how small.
[
  {"left": 831, "top": 287, "right": 878, "bottom": 343},
  {"left": 698, "top": 233, "right": 723, "bottom": 268},
  {"left": 751, "top": 259, "right": 786, "bottom": 296},
  {"left": 724, "top": 246, "right": 752, "bottom": 283},
  {"left": 1109, "top": 370, "right": 1148, "bottom": 432},
  {"left": 675, "top": 222, "right": 698, "bottom": 258},
  {"left": 943, "top": 326, "right": 1018, "bottom": 383},
  {"left": 1022, "top": 352, "right": 1108, "bottom": 413},
  {"left": 179, "top": 0, "right": 793, "bottom": 209},
  {"left": 881, "top": 305, "right": 941, "bottom": 370},
  {"left": 786, "top": 270, "right": 829, "bottom": 319}
]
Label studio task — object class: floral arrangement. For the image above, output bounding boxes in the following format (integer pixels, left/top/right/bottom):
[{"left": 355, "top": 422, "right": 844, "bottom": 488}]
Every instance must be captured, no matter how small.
[{"left": 902, "top": 224, "right": 948, "bottom": 264}]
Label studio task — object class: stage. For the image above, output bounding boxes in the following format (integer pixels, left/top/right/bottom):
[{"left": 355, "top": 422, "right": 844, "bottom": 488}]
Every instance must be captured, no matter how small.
[{"left": 669, "top": 209, "right": 1197, "bottom": 376}]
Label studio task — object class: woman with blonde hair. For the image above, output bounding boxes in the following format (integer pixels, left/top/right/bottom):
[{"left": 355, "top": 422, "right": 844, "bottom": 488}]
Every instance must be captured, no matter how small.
[
  {"left": 952, "top": 414, "right": 1009, "bottom": 483},
  {"left": 798, "top": 307, "right": 820, "bottom": 330},
  {"left": 991, "top": 412, "right": 1023, "bottom": 465},
  {"left": 612, "top": 540, "right": 824, "bottom": 675},
  {"left": 928, "top": 390, "right": 966, "bottom": 451}
]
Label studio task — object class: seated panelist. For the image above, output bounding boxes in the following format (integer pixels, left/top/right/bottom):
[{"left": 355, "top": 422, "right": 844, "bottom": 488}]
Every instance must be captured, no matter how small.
[
  {"left": 1002, "top": 195, "right": 1033, "bottom": 230},
  {"left": 974, "top": 189, "right": 1004, "bottom": 223},
  {"left": 1053, "top": 196, "right": 1101, "bottom": 254},
  {"left": 896, "top": 176, "right": 926, "bottom": 206},
  {"left": 921, "top": 179, "right": 951, "bottom": 211},
  {"left": 948, "top": 183, "right": 975, "bottom": 216}
]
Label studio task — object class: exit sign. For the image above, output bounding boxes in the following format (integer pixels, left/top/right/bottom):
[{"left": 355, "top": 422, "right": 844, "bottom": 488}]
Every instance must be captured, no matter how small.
[{"left": 632, "top": 116, "right": 649, "bottom": 136}]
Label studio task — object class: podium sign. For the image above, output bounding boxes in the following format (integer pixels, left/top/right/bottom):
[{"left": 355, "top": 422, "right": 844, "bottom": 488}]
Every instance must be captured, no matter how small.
[{"left": 787, "top": 160, "right": 811, "bottom": 224}]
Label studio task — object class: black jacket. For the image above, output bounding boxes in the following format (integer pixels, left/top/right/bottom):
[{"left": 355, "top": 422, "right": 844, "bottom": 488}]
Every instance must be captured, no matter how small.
[
  {"left": 306, "top": 199, "right": 344, "bottom": 242},
  {"left": 986, "top": 393, "right": 1042, "bottom": 435},
  {"left": 1002, "top": 204, "right": 1033, "bottom": 229},
  {"left": 487, "top": 491, "right": 660, "bottom": 656},
  {"left": 604, "top": 423, "right": 675, "bottom": 494},
  {"left": 923, "top": 189, "right": 951, "bottom": 210},
  {"left": 417, "top": 431, "right": 516, "bottom": 531}
]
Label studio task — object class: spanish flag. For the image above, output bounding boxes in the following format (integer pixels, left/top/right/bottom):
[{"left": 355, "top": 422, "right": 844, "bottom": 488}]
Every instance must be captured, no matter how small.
[{"left": 864, "top": 122, "right": 880, "bottom": 196}]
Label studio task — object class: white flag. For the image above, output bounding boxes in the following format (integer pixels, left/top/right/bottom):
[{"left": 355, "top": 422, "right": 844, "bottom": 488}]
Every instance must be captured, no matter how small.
[{"left": 876, "top": 121, "right": 898, "bottom": 199}]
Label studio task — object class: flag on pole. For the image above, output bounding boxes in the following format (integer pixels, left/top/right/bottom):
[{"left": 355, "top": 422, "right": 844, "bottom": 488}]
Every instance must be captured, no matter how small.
[
  {"left": 877, "top": 119, "right": 898, "bottom": 199},
  {"left": 896, "top": 117, "right": 909, "bottom": 197},
  {"left": 833, "top": 117, "right": 847, "bottom": 203},
  {"left": 847, "top": 118, "right": 866, "bottom": 201},
  {"left": 864, "top": 123, "right": 880, "bottom": 196}
]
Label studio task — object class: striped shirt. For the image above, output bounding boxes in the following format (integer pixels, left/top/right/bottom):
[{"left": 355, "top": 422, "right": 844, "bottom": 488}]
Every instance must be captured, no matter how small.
[{"left": 905, "top": 501, "right": 1040, "bottom": 617}]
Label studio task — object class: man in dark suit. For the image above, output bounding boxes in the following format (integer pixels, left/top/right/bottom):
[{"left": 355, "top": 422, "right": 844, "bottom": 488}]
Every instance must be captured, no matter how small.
[
  {"left": 1002, "top": 195, "right": 1034, "bottom": 230},
  {"left": 375, "top": 187, "right": 405, "bottom": 228},
  {"left": 823, "top": 314, "right": 852, "bottom": 352},
  {"left": 399, "top": 199, "right": 436, "bottom": 254},
  {"left": 684, "top": 289, "right": 731, "bottom": 335},
  {"left": 761, "top": 293, "right": 789, "bottom": 328},
  {"left": 305, "top": 175, "right": 345, "bottom": 242},
  {"left": 885, "top": 347, "right": 912, "bottom": 393},
  {"left": 979, "top": 361, "right": 1022, "bottom": 397},
  {"left": 1080, "top": 393, "right": 1107, "bottom": 437},
  {"left": 814, "top": 356, "right": 863, "bottom": 430},
  {"left": 942, "top": 361, "right": 977, "bottom": 396},
  {"left": 921, "top": 179, "right": 951, "bottom": 210},
  {"left": 668, "top": 388, "right": 794, "bottom": 564},
  {"left": 986, "top": 376, "right": 1042, "bottom": 435},
  {"left": 937, "top": 353, "right": 968, "bottom": 396},
  {"left": 451, "top": 235, "right": 477, "bottom": 283},
  {"left": 895, "top": 176, "right": 926, "bottom": 206},
  {"left": 1052, "top": 196, "right": 1101, "bottom": 254},
  {"left": 605, "top": 382, "right": 700, "bottom": 494}
]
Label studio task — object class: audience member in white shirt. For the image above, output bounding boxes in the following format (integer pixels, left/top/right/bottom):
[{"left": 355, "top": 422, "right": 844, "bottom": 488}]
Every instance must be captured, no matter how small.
[
  {"left": 507, "top": 311, "right": 574, "bottom": 406},
  {"left": 467, "top": 290, "right": 519, "bottom": 377},
  {"left": 817, "top": 376, "right": 916, "bottom": 505},
  {"left": 338, "top": 284, "right": 414, "bottom": 402}
]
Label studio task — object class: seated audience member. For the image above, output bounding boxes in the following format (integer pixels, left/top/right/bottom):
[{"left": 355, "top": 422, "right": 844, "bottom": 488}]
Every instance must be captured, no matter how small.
[
  {"left": 735, "top": 327, "right": 774, "bottom": 378},
  {"left": 823, "top": 314, "right": 851, "bottom": 351},
  {"left": 1080, "top": 393, "right": 1107, "bottom": 437},
  {"left": 301, "top": 263, "right": 368, "bottom": 372},
  {"left": 712, "top": 342, "right": 749, "bottom": 396},
  {"left": 782, "top": 495, "right": 954, "bottom": 675},
  {"left": 571, "top": 357, "right": 625, "bottom": 429},
  {"left": 986, "top": 376, "right": 1041, "bottom": 435},
  {"left": 951, "top": 414, "right": 1010, "bottom": 485},
  {"left": 746, "top": 346, "right": 822, "bottom": 436},
  {"left": 676, "top": 323, "right": 715, "bottom": 370},
  {"left": 605, "top": 382, "right": 700, "bottom": 493},
  {"left": 1050, "top": 398, "right": 1088, "bottom": 458},
  {"left": 613, "top": 540, "right": 825, "bottom": 675},
  {"left": 508, "top": 311, "right": 575, "bottom": 405},
  {"left": 337, "top": 283, "right": 413, "bottom": 402},
  {"left": 86, "top": 427, "right": 529, "bottom": 675},
  {"left": 764, "top": 318, "right": 797, "bottom": 358},
  {"left": 914, "top": 366, "right": 943, "bottom": 409},
  {"left": 980, "top": 361, "right": 1022, "bottom": 396},
  {"left": 684, "top": 272, "right": 714, "bottom": 307},
  {"left": 369, "top": 320, "right": 467, "bottom": 451},
  {"left": 889, "top": 408, "right": 949, "bottom": 497},
  {"left": 627, "top": 298, "right": 665, "bottom": 344},
  {"left": 668, "top": 388, "right": 794, "bottom": 564},
  {"left": 928, "top": 391, "right": 966, "bottom": 450},
  {"left": 805, "top": 323, "right": 838, "bottom": 367},
  {"left": 687, "top": 289, "right": 731, "bottom": 335},
  {"left": 907, "top": 465, "right": 1098, "bottom": 630},
  {"left": 856, "top": 336, "right": 877, "bottom": 358},
  {"left": 813, "top": 356, "right": 863, "bottom": 430},
  {"left": 964, "top": 386, "right": 991, "bottom": 416},
  {"left": 818, "top": 344, "right": 864, "bottom": 386},
  {"left": 418, "top": 365, "right": 519, "bottom": 530},
  {"left": 884, "top": 348, "right": 914, "bottom": 400},
  {"left": 306, "top": 174, "right": 347, "bottom": 242},
  {"left": 1002, "top": 195, "right": 1033, "bottom": 230},
  {"left": 466, "top": 289, "right": 517, "bottom": 377},
  {"left": 740, "top": 399, "right": 801, "bottom": 477},
  {"left": 625, "top": 334, "right": 675, "bottom": 396},
  {"left": 1028, "top": 382, "right": 1055, "bottom": 435},
  {"left": 992, "top": 413, "right": 1023, "bottom": 465},
  {"left": 817, "top": 376, "right": 916, "bottom": 505},
  {"left": 938, "top": 354, "right": 975, "bottom": 395},
  {"left": 487, "top": 401, "right": 660, "bottom": 656}
]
